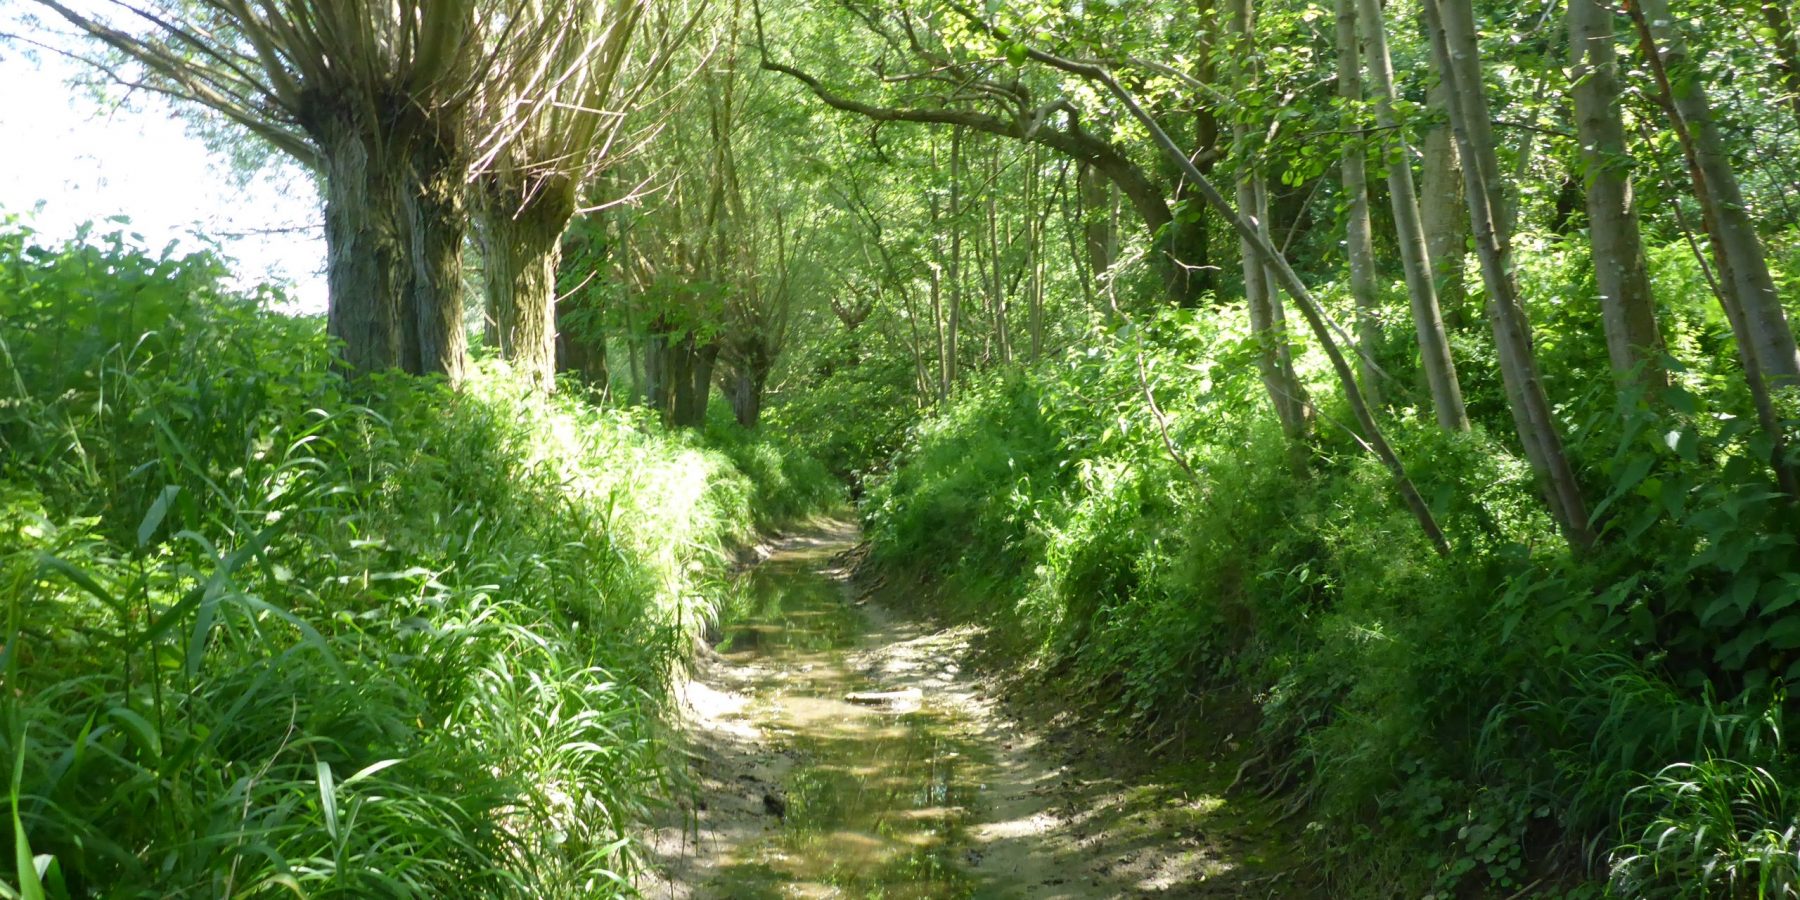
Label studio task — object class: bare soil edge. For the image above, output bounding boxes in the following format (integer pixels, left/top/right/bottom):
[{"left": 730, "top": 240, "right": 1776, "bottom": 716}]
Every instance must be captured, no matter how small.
[{"left": 637, "top": 521, "right": 1314, "bottom": 898}]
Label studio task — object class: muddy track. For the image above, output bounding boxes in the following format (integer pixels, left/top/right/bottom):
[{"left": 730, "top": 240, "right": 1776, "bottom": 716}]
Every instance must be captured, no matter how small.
[{"left": 639, "top": 522, "right": 1300, "bottom": 899}]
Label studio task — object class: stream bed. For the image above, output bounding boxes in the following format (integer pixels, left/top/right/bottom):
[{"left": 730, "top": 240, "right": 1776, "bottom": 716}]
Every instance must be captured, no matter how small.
[
  {"left": 643, "top": 524, "right": 1289, "bottom": 899},
  {"left": 704, "top": 540, "right": 989, "bottom": 898}
]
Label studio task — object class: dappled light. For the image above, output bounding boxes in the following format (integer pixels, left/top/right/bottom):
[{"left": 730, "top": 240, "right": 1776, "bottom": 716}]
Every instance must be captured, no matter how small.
[{"left": 6, "top": 0, "right": 1800, "bottom": 894}]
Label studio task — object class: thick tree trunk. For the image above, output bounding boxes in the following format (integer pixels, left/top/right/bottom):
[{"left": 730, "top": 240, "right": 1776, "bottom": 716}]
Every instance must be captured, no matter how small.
[
  {"left": 1079, "top": 163, "right": 1119, "bottom": 286},
  {"left": 405, "top": 135, "right": 470, "bottom": 385},
  {"left": 644, "top": 321, "right": 674, "bottom": 418},
  {"left": 674, "top": 339, "right": 720, "bottom": 428},
  {"left": 1359, "top": 0, "right": 1469, "bottom": 431},
  {"left": 555, "top": 301, "right": 609, "bottom": 389},
  {"left": 1337, "top": 0, "right": 1383, "bottom": 406},
  {"left": 319, "top": 121, "right": 411, "bottom": 377},
  {"left": 1568, "top": 0, "right": 1667, "bottom": 390},
  {"left": 1630, "top": 0, "right": 1800, "bottom": 388},
  {"left": 479, "top": 184, "right": 575, "bottom": 393},
  {"left": 1420, "top": 80, "right": 1469, "bottom": 328},
  {"left": 1428, "top": 0, "right": 1596, "bottom": 548},
  {"left": 1162, "top": 159, "right": 1214, "bottom": 307},
  {"left": 729, "top": 357, "right": 771, "bottom": 428}
]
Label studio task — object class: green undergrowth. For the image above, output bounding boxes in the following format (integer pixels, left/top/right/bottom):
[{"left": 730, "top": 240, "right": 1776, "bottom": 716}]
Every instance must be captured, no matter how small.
[
  {"left": 0, "top": 221, "right": 836, "bottom": 897},
  {"left": 701, "top": 415, "right": 849, "bottom": 530},
  {"left": 860, "top": 251, "right": 1800, "bottom": 898}
]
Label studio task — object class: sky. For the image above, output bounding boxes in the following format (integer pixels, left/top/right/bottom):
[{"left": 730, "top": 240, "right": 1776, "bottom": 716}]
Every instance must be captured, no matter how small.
[{"left": 0, "top": 41, "right": 330, "bottom": 313}]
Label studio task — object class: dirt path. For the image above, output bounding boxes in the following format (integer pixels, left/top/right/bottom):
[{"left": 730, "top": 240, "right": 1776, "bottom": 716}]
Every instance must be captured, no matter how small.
[{"left": 640, "top": 522, "right": 1298, "bottom": 899}]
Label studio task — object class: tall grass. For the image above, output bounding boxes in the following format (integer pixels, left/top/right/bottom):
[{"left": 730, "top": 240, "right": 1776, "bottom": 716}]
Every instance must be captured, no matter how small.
[{"left": 0, "top": 220, "right": 832, "bottom": 897}]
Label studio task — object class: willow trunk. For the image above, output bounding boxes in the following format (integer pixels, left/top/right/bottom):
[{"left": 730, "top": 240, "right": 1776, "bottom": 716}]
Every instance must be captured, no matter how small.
[{"left": 480, "top": 191, "right": 572, "bottom": 393}]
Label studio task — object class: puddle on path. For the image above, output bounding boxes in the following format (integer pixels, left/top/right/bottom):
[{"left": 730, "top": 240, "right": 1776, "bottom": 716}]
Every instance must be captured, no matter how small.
[{"left": 706, "top": 546, "right": 988, "bottom": 899}]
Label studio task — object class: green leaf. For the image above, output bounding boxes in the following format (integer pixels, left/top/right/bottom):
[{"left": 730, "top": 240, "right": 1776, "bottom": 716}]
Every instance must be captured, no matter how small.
[
  {"left": 317, "top": 761, "right": 339, "bottom": 841},
  {"left": 35, "top": 557, "right": 126, "bottom": 620},
  {"left": 1765, "top": 616, "right": 1800, "bottom": 651},
  {"left": 106, "top": 708, "right": 162, "bottom": 764},
  {"left": 11, "top": 730, "right": 42, "bottom": 900},
  {"left": 136, "top": 485, "right": 180, "bottom": 548}
]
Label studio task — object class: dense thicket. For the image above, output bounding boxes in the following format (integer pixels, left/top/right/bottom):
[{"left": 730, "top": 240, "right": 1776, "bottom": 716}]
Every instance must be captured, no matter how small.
[{"left": 0, "top": 221, "right": 835, "bottom": 896}]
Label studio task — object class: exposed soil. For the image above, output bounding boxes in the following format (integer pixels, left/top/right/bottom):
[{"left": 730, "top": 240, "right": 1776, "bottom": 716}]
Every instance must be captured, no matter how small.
[{"left": 639, "top": 522, "right": 1308, "bottom": 899}]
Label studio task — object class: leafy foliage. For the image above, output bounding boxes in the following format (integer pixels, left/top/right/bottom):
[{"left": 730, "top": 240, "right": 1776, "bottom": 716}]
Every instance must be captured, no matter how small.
[
  {"left": 860, "top": 240, "right": 1800, "bottom": 894},
  {"left": 0, "top": 220, "right": 832, "bottom": 897}
]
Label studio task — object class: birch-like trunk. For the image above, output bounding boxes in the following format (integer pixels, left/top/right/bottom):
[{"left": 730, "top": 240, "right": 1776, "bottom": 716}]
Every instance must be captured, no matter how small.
[
  {"left": 1427, "top": 0, "right": 1595, "bottom": 548},
  {"left": 1229, "top": 0, "right": 1311, "bottom": 448},
  {"left": 1568, "top": 0, "right": 1666, "bottom": 390},
  {"left": 1419, "top": 79, "right": 1469, "bottom": 328},
  {"left": 1337, "top": 0, "right": 1383, "bottom": 405},
  {"left": 1762, "top": 1, "right": 1800, "bottom": 135},
  {"left": 1358, "top": 0, "right": 1469, "bottom": 430},
  {"left": 1631, "top": 0, "right": 1800, "bottom": 388}
]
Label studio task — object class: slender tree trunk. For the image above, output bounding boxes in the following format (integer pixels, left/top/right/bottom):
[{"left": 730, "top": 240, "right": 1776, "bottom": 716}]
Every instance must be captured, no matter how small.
[
  {"left": 929, "top": 240, "right": 949, "bottom": 400},
  {"left": 1359, "top": 0, "right": 1470, "bottom": 430},
  {"left": 1028, "top": 148, "right": 1047, "bottom": 359},
  {"left": 1229, "top": 0, "right": 1312, "bottom": 449},
  {"left": 1257, "top": 174, "right": 1311, "bottom": 440},
  {"left": 898, "top": 283, "right": 932, "bottom": 401},
  {"left": 1568, "top": 0, "right": 1667, "bottom": 391},
  {"left": 1083, "top": 61, "right": 1452, "bottom": 554},
  {"left": 1629, "top": 0, "right": 1800, "bottom": 497},
  {"left": 988, "top": 141, "right": 1011, "bottom": 364},
  {"left": 1427, "top": 0, "right": 1596, "bottom": 548},
  {"left": 1420, "top": 79, "right": 1470, "bottom": 328},
  {"left": 1337, "top": 0, "right": 1383, "bottom": 405},
  {"left": 1079, "top": 163, "right": 1118, "bottom": 287},
  {"left": 1499, "top": 62, "right": 1554, "bottom": 239},
  {"left": 1629, "top": 0, "right": 1800, "bottom": 388},
  {"left": 947, "top": 126, "right": 964, "bottom": 392},
  {"left": 1762, "top": 1, "right": 1800, "bottom": 134},
  {"left": 928, "top": 135, "right": 951, "bottom": 401}
]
